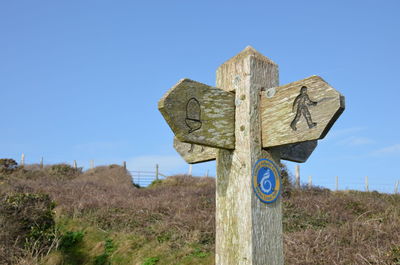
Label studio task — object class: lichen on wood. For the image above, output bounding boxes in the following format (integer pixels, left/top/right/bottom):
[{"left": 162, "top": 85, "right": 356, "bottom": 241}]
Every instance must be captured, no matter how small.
[{"left": 158, "top": 79, "right": 235, "bottom": 149}]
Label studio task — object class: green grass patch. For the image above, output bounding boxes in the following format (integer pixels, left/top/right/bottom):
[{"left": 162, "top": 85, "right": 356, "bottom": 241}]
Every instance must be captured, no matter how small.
[{"left": 142, "top": 257, "right": 160, "bottom": 265}]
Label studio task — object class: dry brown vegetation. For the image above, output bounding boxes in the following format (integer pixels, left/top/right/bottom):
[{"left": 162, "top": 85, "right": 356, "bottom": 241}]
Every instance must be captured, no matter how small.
[
  {"left": 0, "top": 162, "right": 399, "bottom": 264},
  {"left": 283, "top": 188, "right": 400, "bottom": 264}
]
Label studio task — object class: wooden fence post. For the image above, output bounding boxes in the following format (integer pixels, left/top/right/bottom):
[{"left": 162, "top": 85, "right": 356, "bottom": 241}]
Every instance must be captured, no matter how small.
[
  {"left": 20, "top": 153, "right": 25, "bottom": 166},
  {"left": 336, "top": 176, "right": 339, "bottom": 191},
  {"left": 395, "top": 180, "right": 399, "bottom": 194},
  {"left": 216, "top": 47, "right": 283, "bottom": 265},
  {"left": 188, "top": 164, "right": 192, "bottom": 176},
  {"left": 295, "top": 164, "right": 300, "bottom": 189},
  {"left": 365, "top": 176, "right": 369, "bottom": 192},
  {"left": 308, "top": 176, "right": 312, "bottom": 189},
  {"left": 155, "top": 164, "right": 159, "bottom": 180},
  {"left": 73, "top": 160, "right": 77, "bottom": 169},
  {"left": 40, "top": 157, "right": 43, "bottom": 169},
  {"left": 123, "top": 161, "right": 127, "bottom": 170}
]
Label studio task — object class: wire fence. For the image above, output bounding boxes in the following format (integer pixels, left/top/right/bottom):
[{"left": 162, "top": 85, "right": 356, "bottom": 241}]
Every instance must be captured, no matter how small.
[
  {"left": 293, "top": 165, "right": 400, "bottom": 194},
  {"left": 130, "top": 170, "right": 167, "bottom": 187},
  {"left": 14, "top": 154, "right": 400, "bottom": 193},
  {"left": 299, "top": 180, "right": 399, "bottom": 194}
]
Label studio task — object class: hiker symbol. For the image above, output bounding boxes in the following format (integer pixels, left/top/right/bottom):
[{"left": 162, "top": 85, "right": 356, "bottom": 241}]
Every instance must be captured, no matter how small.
[{"left": 290, "top": 86, "right": 318, "bottom": 131}]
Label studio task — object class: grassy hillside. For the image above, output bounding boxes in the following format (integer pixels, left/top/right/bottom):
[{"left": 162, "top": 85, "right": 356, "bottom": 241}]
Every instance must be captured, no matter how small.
[{"left": 0, "top": 162, "right": 399, "bottom": 265}]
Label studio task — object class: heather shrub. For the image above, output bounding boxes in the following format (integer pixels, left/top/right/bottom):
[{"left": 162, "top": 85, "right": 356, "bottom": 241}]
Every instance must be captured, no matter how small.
[
  {"left": 46, "top": 164, "right": 81, "bottom": 180},
  {"left": 280, "top": 163, "right": 293, "bottom": 198},
  {"left": 148, "top": 179, "right": 163, "bottom": 188},
  {"left": 9, "top": 167, "right": 48, "bottom": 181},
  {"left": 0, "top": 158, "right": 19, "bottom": 178},
  {"left": 161, "top": 174, "right": 204, "bottom": 187},
  {"left": 390, "top": 245, "right": 400, "bottom": 264},
  {"left": 77, "top": 165, "right": 133, "bottom": 187},
  {"left": 0, "top": 193, "right": 56, "bottom": 262},
  {"left": 1, "top": 162, "right": 399, "bottom": 265}
]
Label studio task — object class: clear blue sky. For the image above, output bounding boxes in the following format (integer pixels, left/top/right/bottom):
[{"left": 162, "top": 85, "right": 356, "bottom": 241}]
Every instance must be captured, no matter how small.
[{"left": 1, "top": 0, "right": 399, "bottom": 193}]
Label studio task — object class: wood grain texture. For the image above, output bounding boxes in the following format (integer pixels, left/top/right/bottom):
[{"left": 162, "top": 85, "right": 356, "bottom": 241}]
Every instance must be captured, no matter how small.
[
  {"left": 216, "top": 46, "right": 284, "bottom": 265},
  {"left": 158, "top": 78, "right": 235, "bottom": 149},
  {"left": 173, "top": 137, "right": 216, "bottom": 164},
  {"left": 174, "top": 139, "right": 317, "bottom": 164},
  {"left": 173, "top": 139, "right": 317, "bottom": 163},
  {"left": 270, "top": 140, "right": 317, "bottom": 163},
  {"left": 261, "top": 76, "right": 345, "bottom": 148}
]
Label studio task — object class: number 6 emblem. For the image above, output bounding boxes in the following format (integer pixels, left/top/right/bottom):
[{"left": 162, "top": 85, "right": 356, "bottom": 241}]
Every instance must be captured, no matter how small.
[{"left": 252, "top": 158, "right": 281, "bottom": 204}]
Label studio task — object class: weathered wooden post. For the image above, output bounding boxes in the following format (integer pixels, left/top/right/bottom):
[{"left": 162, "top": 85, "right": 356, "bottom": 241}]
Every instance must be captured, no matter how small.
[
  {"left": 308, "top": 176, "right": 312, "bottom": 189},
  {"left": 40, "top": 157, "right": 44, "bottom": 169},
  {"left": 188, "top": 164, "right": 192, "bottom": 176},
  {"left": 214, "top": 47, "right": 284, "bottom": 264},
  {"left": 155, "top": 164, "right": 159, "bottom": 180},
  {"left": 365, "top": 176, "right": 369, "bottom": 192},
  {"left": 20, "top": 153, "right": 25, "bottom": 166},
  {"left": 395, "top": 180, "right": 399, "bottom": 194},
  {"left": 295, "top": 164, "right": 300, "bottom": 189},
  {"left": 73, "top": 160, "right": 77, "bottom": 169},
  {"left": 158, "top": 46, "right": 345, "bottom": 265},
  {"left": 336, "top": 176, "right": 339, "bottom": 191}
]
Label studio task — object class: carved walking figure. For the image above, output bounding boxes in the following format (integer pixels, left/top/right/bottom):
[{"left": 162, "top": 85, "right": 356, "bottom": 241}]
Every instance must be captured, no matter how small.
[{"left": 290, "top": 86, "right": 318, "bottom": 131}]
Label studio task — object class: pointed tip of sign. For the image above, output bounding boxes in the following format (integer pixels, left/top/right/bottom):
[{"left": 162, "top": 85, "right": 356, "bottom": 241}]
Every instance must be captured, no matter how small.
[
  {"left": 220, "top": 46, "right": 277, "bottom": 67},
  {"left": 244, "top": 45, "right": 256, "bottom": 51},
  {"left": 241, "top": 46, "right": 277, "bottom": 65},
  {"left": 158, "top": 78, "right": 191, "bottom": 110}
]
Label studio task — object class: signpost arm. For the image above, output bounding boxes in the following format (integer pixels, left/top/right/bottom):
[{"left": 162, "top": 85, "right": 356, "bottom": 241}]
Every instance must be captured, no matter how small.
[{"left": 216, "top": 47, "right": 284, "bottom": 265}]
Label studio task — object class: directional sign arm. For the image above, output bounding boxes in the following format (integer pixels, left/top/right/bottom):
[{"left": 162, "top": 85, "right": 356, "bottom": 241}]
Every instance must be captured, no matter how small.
[
  {"left": 173, "top": 137, "right": 217, "bottom": 164},
  {"left": 174, "top": 137, "right": 317, "bottom": 164},
  {"left": 269, "top": 140, "right": 318, "bottom": 163},
  {"left": 158, "top": 79, "right": 235, "bottom": 149},
  {"left": 261, "top": 75, "right": 345, "bottom": 148}
]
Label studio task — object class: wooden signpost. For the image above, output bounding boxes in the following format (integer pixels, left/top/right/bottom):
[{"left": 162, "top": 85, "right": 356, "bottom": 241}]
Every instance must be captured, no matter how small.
[
  {"left": 159, "top": 78, "right": 235, "bottom": 149},
  {"left": 173, "top": 137, "right": 217, "bottom": 164},
  {"left": 274, "top": 140, "right": 317, "bottom": 163},
  {"left": 173, "top": 138, "right": 317, "bottom": 164},
  {"left": 158, "top": 46, "right": 345, "bottom": 265},
  {"left": 261, "top": 75, "right": 345, "bottom": 148}
]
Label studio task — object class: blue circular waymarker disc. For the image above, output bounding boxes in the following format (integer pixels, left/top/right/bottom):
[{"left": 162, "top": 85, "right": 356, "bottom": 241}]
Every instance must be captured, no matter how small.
[{"left": 252, "top": 159, "right": 281, "bottom": 204}]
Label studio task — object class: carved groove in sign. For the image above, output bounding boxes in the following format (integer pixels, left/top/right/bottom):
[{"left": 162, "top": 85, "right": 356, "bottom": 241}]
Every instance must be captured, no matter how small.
[
  {"left": 290, "top": 86, "right": 318, "bottom": 131},
  {"left": 188, "top": 143, "right": 204, "bottom": 153},
  {"left": 185, "top": 98, "right": 202, "bottom": 133}
]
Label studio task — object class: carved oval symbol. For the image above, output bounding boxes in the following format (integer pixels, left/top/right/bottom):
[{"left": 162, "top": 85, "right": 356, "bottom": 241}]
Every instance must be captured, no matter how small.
[{"left": 185, "top": 98, "right": 202, "bottom": 133}]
